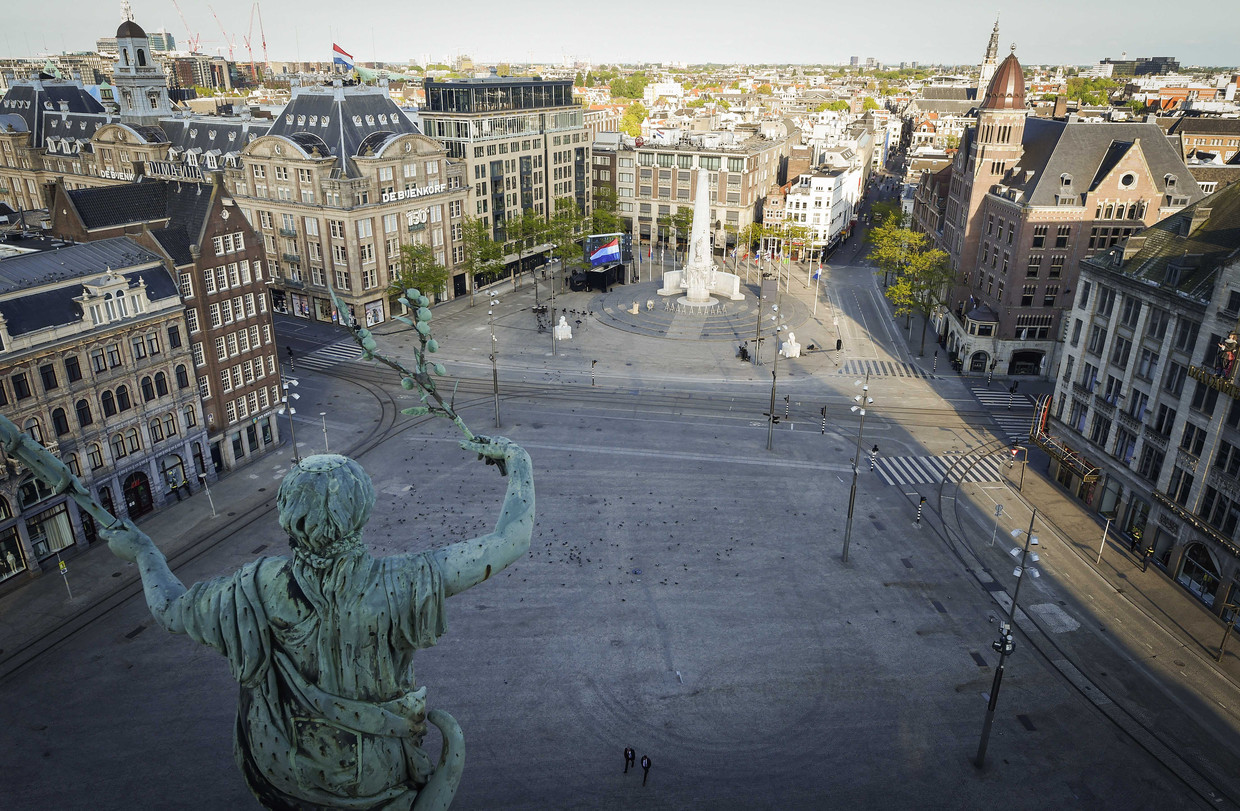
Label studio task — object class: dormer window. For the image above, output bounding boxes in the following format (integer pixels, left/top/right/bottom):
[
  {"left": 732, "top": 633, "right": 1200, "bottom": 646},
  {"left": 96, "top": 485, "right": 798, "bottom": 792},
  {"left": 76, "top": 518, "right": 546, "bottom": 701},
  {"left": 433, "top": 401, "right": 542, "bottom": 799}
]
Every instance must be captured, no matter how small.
[
  {"left": 1060, "top": 173, "right": 1072, "bottom": 187},
  {"left": 1164, "top": 173, "right": 1178, "bottom": 189}
]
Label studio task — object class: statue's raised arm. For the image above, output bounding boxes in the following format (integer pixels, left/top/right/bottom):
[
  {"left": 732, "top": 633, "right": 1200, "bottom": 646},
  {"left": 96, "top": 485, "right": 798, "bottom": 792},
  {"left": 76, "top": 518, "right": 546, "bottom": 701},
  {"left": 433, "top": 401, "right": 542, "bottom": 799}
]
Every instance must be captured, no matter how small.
[{"left": 434, "top": 436, "right": 534, "bottom": 597}]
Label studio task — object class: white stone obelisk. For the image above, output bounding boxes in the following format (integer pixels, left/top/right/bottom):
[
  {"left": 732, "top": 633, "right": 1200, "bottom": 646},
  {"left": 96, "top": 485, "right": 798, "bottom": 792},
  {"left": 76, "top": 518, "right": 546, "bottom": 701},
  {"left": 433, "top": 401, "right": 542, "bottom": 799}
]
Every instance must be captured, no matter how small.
[{"left": 681, "top": 168, "right": 716, "bottom": 304}]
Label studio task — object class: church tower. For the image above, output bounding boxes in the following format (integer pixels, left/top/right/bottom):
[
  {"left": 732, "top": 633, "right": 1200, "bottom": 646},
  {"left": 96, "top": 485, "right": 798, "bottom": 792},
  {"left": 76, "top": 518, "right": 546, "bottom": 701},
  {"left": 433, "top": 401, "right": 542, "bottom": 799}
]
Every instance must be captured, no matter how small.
[
  {"left": 976, "top": 17, "right": 1000, "bottom": 97},
  {"left": 112, "top": 2, "right": 174, "bottom": 126},
  {"left": 973, "top": 46, "right": 1027, "bottom": 185}
]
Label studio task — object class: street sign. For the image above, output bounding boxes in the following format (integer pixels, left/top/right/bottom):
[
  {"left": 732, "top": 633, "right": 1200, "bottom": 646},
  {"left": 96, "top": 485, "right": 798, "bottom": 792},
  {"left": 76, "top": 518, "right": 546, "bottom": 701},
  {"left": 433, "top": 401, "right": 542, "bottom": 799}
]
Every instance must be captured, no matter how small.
[{"left": 58, "top": 559, "right": 67, "bottom": 575}]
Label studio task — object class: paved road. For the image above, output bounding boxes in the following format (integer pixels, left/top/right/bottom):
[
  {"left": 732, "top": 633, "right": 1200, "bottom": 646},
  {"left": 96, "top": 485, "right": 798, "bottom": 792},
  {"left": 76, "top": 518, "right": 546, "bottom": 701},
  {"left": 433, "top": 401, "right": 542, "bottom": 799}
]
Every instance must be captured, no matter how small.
[{"left": 3, "top": 184, "right": 1238, "bottom": 808}]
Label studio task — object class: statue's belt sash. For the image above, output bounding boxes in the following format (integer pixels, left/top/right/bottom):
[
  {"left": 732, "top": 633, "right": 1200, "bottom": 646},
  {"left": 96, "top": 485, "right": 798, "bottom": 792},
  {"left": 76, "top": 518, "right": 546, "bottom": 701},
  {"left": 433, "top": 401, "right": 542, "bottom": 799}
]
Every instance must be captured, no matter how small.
[{"left": 274, "top": 651, "right": 429, "bottom": 739}]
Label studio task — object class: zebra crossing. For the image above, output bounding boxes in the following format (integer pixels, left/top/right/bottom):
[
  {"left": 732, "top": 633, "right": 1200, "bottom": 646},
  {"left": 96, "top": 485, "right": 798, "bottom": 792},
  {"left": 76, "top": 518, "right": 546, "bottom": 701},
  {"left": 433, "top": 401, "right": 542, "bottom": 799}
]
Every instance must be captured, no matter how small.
[
  {"left": 296, "top": 340, "right": 363, "bottom": 371},
  {"left": 969, "top": 385, "right": 1035, "bottom": 443},
  {"left": 836, "top": 359, "right": 931, "bottom": 379},
  {"left": 874, "top": 454, "right": 1005, "bottom": 486}
]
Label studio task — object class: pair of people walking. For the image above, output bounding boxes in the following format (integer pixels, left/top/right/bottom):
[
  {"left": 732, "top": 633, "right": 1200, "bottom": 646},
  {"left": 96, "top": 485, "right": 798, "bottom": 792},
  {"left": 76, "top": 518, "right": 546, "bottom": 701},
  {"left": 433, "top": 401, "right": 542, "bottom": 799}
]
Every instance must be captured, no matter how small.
[{"left": 623, "top": 747, "right": 652, "bottom": 786}]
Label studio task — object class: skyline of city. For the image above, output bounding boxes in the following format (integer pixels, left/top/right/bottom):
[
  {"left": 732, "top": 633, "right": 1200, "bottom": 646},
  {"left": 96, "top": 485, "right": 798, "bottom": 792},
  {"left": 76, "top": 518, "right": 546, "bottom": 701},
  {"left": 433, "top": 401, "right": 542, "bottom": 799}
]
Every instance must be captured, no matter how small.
[{"left": 0, "top": 0, "right": 1236, "bottom": 70}]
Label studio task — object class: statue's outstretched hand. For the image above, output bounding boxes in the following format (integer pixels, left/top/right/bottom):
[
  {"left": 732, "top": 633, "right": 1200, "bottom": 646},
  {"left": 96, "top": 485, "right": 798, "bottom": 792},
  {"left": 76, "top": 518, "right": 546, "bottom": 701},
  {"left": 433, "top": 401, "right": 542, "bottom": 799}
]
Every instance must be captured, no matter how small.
[
  {"left": 100, "top": 519, "right": 157, "bottom": 564},
  {"left": 459, "top": 435, "right": 524, "bottom": 477}
]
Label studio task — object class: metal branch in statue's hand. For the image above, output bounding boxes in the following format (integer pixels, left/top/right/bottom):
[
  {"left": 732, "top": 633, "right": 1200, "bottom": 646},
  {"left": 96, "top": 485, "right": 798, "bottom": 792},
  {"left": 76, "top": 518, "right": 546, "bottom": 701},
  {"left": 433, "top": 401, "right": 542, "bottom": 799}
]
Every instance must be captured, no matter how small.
[{"left": 327, "top": 281, "right": 485, "bottom": 447}]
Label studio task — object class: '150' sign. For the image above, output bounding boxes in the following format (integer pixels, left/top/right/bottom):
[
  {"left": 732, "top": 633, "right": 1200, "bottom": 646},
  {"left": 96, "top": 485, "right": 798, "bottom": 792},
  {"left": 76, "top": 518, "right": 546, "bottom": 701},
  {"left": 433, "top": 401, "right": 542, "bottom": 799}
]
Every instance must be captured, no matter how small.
[{"left": 406, "top": 209, "right": 429, "bottom": 227}]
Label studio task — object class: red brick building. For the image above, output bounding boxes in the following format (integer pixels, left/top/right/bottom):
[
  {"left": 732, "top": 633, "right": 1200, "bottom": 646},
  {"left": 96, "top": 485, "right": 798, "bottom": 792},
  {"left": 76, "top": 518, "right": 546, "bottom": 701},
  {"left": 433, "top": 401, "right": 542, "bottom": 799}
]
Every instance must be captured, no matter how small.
[
  {"left": 48, "top": 173, "right": 283, "bottom": 472},
  {"left": 936, "top": 49, "right": 1205, "bottom": 378}
]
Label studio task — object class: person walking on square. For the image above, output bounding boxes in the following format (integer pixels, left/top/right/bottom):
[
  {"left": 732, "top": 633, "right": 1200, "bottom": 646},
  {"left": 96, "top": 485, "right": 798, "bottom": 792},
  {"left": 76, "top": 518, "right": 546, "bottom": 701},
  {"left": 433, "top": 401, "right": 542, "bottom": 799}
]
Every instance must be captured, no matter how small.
[
  {"left": 641, "top": 754, "right": 651, "bottom": 786},
  {"left": 1142, "top": 545, "right": 1154, "bottom": 572},
  {"left": 623, "top": 746, "right": 635, "bottom": 774}
]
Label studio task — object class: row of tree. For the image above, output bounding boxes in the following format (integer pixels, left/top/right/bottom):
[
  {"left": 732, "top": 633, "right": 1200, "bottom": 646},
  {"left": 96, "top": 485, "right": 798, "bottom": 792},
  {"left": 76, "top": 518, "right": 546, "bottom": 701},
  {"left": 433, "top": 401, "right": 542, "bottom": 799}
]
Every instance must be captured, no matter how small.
[
  {"left": 869, "top": 203, "right": 955, "bottom": 355},
  {"left": 387, "top": 198, "right": 602, "bottom": 305}
]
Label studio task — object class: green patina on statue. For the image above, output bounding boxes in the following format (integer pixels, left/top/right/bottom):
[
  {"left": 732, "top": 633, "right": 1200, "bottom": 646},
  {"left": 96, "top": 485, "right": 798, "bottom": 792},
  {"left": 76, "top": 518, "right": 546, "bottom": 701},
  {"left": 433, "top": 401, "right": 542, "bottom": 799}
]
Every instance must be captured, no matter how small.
[{"left": 0, "top": 284, "right": 534, "bottom": 809}]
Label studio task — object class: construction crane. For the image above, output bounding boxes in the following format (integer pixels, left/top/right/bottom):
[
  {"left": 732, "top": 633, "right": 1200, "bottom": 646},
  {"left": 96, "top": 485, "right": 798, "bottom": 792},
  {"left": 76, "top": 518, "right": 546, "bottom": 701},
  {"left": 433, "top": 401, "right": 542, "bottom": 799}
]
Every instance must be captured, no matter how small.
[
  {"left": 255, "top": 1, "right": 269, "bottom": 74},
  {"left": 207, "top": 4, "right": 236, "bottom": 61},
  {"left": 169, "top": 0, "right": 201, "bottom": 53},
  {"left": 243, "top": 3, "right": 258, "bottom": 82},
  {"left": 241, "top": 2, "right": 270, "bottom": 83}
]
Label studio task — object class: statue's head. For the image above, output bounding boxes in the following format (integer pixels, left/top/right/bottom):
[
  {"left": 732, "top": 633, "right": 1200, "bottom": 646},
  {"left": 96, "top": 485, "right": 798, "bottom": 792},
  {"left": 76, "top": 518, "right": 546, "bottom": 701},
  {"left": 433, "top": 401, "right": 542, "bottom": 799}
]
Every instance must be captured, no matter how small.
[{"left": 277, "top": 454, "right": 375, "bottom": 562}]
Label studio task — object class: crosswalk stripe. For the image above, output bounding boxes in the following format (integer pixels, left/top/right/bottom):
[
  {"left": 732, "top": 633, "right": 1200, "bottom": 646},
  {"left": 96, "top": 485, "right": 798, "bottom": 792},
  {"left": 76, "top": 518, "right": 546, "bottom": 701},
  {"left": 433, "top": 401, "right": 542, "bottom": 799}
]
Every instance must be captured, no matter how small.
[
  {"left": 837, "top": 359, "right": 930, "bottom": 379},
  {"left": 873, "top": 454, "right": 1007, "bottom": 486},
  {"left": 298, "top": 340, "right": 362, "bottom": 370}
]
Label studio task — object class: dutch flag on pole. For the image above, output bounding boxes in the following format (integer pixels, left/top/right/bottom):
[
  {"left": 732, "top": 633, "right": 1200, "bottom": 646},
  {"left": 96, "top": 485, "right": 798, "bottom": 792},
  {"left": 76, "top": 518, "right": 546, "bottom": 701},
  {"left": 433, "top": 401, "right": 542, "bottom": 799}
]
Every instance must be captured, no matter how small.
[
  {"left": 333, "top": 44, "right": 354, "bottom": 70},
  {"left": 590, "top": 238, "right": 621, "bottom": 266}
]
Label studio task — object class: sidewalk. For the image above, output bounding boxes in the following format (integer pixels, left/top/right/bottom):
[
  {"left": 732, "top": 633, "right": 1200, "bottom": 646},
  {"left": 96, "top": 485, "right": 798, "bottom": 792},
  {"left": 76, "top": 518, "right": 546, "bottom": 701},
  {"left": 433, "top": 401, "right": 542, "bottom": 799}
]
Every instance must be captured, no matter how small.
[{"left": 868, "top": 282, "right": 1240, "bottom": 686}]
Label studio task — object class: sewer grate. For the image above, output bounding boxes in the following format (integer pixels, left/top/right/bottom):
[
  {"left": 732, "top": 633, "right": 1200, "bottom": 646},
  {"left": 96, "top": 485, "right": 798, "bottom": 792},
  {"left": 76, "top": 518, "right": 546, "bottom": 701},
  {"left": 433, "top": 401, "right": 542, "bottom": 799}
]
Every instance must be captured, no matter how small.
[
  {"left": 901, "top": 558, "right": 914, "bottom": 569},
  {"left": 125, "top": 625, "right": 146, "bottom": 639},
  {"left": 251, "top": 544, "right": 268, "bottom": 554},
  {"left": 931, "top": 600, "right": 947, "bottom": 614},
  {"left": 1017, "top": 714, "right": 1036, "bottom": 731},
  {"left": 970, "top": 651, "right": 989, "bottom": 667}
]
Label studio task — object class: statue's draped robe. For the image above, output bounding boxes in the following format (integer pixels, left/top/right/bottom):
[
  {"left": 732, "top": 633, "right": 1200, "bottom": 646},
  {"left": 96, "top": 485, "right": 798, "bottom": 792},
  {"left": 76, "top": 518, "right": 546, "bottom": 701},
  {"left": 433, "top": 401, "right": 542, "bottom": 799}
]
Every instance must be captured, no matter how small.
[{"left": 175, "top": 550, "right": 447, "bottom": 810}]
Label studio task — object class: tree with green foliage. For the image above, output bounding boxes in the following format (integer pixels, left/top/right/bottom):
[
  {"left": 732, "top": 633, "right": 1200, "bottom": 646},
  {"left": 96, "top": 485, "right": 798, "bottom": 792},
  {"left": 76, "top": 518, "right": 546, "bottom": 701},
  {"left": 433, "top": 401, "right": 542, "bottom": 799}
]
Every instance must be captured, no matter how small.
[
  {"left": 756, "top": 83, "right": 773, "bottom": 96},
  {"left": 729, "top": 80, "right": 740, "bottom": 89},
  {"left": 862, "top": 96, "right": 880, "bottom": 111},
  {"left": 458, "top": 217, "right": 505, "bottom": 300},
  {"left": 620, "top": 101, "right": 648, "bottom": 136},
  {"left": 547, "top": 197, "right": 587, "bottom": 266},
  {"left": 883, "top": 245, "right": 953, "bottom": 354},
  {"left": 584, "top": 71, "right": 595, "bottom": 87},
  {"left": 390, "top": 243, "right": 449, "bottom": 305},
  {"left": 1065, "top": 77, "right": 1120, "bottom": 106},
  {"left": 591, "top": 185, "right": 622, "bottom": 235}
]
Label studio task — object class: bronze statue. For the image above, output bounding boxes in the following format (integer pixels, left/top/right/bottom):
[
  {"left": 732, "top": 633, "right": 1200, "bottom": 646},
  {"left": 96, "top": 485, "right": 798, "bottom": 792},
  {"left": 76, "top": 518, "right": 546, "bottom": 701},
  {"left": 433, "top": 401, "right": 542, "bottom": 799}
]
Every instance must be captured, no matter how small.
[
  {"left": 101, "top": 438, "right": 533, "bottom": 809},
  {"left": 0, "top": 280, "right": 535, "bottom": 808}
]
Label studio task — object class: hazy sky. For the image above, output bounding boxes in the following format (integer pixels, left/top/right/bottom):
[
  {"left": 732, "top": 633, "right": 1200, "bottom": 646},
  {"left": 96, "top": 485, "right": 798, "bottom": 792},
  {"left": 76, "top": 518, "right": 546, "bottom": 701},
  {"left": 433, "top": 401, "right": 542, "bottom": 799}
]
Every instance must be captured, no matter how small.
[{"left": 2, "top": 0, "right": 1234, "bottom": 68}]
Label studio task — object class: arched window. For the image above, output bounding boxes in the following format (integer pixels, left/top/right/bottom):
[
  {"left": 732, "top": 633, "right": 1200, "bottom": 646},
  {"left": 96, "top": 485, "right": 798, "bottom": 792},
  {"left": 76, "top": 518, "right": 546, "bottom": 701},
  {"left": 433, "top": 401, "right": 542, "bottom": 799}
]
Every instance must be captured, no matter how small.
[
  {"left": 175, "top": 364, "right": 189, "bottom": 389},
  {"left": 136, "top": 48, "right": 146, "bottom": 67},
  {"left": 116, "top": 385, "right": 132, "bottom": 411},
  {"left": 183, "top": 405, "right": 197, "bottom": 428},
  {"left": 163, "top": 413, "right": 176, "bottom": 437},
  {"left": 66, "top": 453, "right": 81, "bottom": 477},
  {"left": 23, "top": 418, "right": 42, "bottom": 443},
  {"left": 76, "top": 398, "right": 93, "bottom": 427},
  {"left": 141, "top": 376, "right": 156, "bottom": 402},
  {"left": 111, "top": 433, "right": 126, "bottom": 459},
  {"left": 155, "top": 371, "right": 169, "bottom": 396},
  {"left": 87, "top": 443, "right": 103, "bottom": 470},
  {"left": 1164, "top": 173, "right": 1178, "bottom": 189},
  {"left": 102, "top": 390, "right": 116, "bottom": 417},
  {"left": 0, "top": 495, "right": 11, "bottom": 520},
  {"left": 149, "top": 418, "right": 164, "bottom": 443},
  {"left": 122, "top": 48, "right": 130, "bottom": 66},
  {"left": 125, "top": 428, "right": 140, "bottom": 452},
  {"left": 51, "top": 408, "right": 70, "bottom": 436},
  {"left": 1060, "top": 173, "right": 1072, "bottom": 187}
]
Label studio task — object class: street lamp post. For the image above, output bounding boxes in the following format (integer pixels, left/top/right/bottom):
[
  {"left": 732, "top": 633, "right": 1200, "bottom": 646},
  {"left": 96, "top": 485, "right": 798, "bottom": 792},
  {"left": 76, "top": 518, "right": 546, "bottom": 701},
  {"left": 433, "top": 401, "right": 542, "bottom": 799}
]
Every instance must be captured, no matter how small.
[
  {"left": 766, "top": 305, "right": 786, "bottom": 451},
  {"left": 1216, "top": 604, "right": 1239, "bottom": 662},
  {"left": 841, "top": 376, "right": 873, "bottom": 563},
  {"left": 280, "top": 378, "right": 301, "bottom": 464},
  {"left": 488, "top": 290, "right": 500, "bottom": 428},
  {"left": 197, "top": 472, "right": 217, "bottom": 518},
  {"left": 976, "top": 509, "right": 1041, "bottom": 768}
]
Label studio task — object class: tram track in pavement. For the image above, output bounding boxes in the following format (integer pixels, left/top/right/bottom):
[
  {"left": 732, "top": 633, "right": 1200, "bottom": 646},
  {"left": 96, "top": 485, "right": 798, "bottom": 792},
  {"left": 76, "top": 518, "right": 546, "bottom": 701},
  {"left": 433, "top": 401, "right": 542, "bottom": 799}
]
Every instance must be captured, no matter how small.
[{"left": 0, "top": 373, "right": 412, "bottom": 682}]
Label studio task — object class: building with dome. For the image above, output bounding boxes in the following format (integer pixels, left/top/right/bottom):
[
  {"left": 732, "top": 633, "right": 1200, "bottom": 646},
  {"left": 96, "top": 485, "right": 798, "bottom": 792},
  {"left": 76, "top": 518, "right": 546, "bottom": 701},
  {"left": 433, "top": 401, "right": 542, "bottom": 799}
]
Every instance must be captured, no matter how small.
[
  {"left": 934, "top": 46, "right": 1205, "bottom": 379},
  {"left": 0, "top": 11, "right": 472, "bottom": 324}
]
